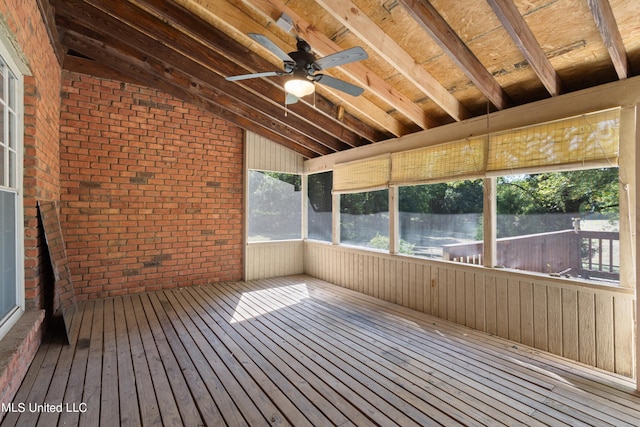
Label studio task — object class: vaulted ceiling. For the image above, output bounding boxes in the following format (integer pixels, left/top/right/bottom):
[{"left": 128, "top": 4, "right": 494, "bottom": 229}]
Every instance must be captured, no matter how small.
[{"left": 49, "top": 0, "right": 639, "bottom": 158}]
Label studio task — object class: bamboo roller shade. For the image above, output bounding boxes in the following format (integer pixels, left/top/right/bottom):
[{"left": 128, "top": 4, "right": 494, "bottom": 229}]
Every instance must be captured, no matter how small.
[
  {"left": 333, "top": 154, "right": 390, "bottom": 193},
  {"left": 333, "top": 108, "right": 620, "bottom": 192}
]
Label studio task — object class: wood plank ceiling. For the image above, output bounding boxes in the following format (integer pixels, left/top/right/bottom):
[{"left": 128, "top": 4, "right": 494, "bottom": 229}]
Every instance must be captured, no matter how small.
[{"left": 50, "top": 0, "right": 639, "bottom": 158}]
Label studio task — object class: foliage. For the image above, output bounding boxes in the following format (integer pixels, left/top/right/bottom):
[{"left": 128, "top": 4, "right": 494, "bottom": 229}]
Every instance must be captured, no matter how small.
[
  {"left": 496, "top": 168, "right": 619, "bottom": 236},
  {"left": 308, "top": 171, "right": 332, "bottom": 213},
  {"left": 253, "top": 167, "right": 620, "bottom": 247},
  {"left": 369, "top": 233, "right": 415, "bottom": 254},
  {"left": 340, "top": 189, "right": 389, "bottom": 214},
  {"left": 399, "top": 179, "right": 483, "bottom": 214},
  {"left": 248, "top": 171, "right": 302, "bottom": 240},
  {"left": 496, "top": 168, "right": 619, "bottom": 215}
]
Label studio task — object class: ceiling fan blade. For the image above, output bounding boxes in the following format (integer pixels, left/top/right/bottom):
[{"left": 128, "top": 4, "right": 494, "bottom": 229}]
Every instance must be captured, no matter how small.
[
  {"left": 248, "top": 33, "right": 295, "bottom": 64},
  {"left": 315, "top": 74, "right": 364, "bottom": 97},
  {"left": 285, "top": 93, "right": 299, "bottom": 105},
  {"left": 313, "top": 46, "right": 368, "bottom": 70},
  {"left": 225, "top": 71, "right": 282, "bottom": 81}
]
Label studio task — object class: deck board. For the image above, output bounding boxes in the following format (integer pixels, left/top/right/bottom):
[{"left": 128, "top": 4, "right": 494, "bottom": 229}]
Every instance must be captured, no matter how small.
[
  {"left": 2, "top": 275, "right": 639, "bottom": 427},
  {"left": 130, "top": 294, "right": 184, "bottom": 427}
]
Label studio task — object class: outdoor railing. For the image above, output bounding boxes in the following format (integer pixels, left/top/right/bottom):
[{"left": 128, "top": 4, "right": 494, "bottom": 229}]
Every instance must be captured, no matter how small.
[{"left": 443, "top": 229, "right": 619, "bottom": 281}]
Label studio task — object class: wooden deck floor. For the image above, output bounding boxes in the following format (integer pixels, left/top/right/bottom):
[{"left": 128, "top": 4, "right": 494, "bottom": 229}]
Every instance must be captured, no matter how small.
[{"left": 2, "top": 275, "right": 639, "bottom": 426}]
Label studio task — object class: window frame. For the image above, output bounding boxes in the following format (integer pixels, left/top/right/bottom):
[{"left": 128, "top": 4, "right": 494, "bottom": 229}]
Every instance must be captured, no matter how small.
[
  {"left": 338, "top": 188, "right": 390, "bottom": 251},
  {"left": 397, "top": 178, "right": 485, "bottom": 261},
  {"left": 246, "top": 169, "right": 303, "bottom": 243},
  {"left": 493, "top": 168, "right": 620, "bottom": 282},
  {"left": 0, "top": 37, "right": 25, "bottom": 341},
  {"left": 306, "top": 170, "right": 333, "bottom": 243},
  {"left": 306, "top": 108, "right": 625, "bottom": 287}
]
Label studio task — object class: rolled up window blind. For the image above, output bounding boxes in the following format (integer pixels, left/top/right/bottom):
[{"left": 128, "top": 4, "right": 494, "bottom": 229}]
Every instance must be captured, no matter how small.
[
  {"left": 390, "top": 137, "right": 486, "bottom": 185},
  {"left": 487, "top": 108, "right": 619, "bottom": 175},
  {"left": 331, "top": 108, "right": 619, "bottom": 192},
  {"left": 333, "top": 154, "right": 390, "bottom": 193}
]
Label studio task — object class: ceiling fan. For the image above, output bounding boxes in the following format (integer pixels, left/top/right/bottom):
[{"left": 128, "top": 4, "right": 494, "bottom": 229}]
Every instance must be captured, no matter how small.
[{"left": 225, "top": 33, "right": 368, "bottom": 104}]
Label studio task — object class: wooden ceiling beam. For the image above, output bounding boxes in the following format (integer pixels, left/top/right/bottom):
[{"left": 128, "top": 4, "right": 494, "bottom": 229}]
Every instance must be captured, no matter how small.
[
  {"left": 398, "top": 0, "right": 511, "bottom": 110},
  {"left": 35, "top": 0, "right": 65, "bottom": 65},
  {"left": 63, "top": 54, "right": 148, "bottom": 87},
  {"left": 486, "top": 0, "right": 563, "bottom": 97},
  {"left": 54, "top": 0, "right": 352, "bottom": 154},
  {"left": 313, "top": 0, "right": 470, "bottom": 123},
  {"left": 134, "top": 0, "right": 379, "bottom": 146},
  {"left": 244, "top": 0, "right": 441, "bottom": 129},
  {"left": 587, "top": 0, "right": 630, "bottom": 80},
  {"left": 170, "top": 0, "right": 408, "bottom": 138},
  {"left": 59, "top": 26, "right": 331, "bottom": 158}
]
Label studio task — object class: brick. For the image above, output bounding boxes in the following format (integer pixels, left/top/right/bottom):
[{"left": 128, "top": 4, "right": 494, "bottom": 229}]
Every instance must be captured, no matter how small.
[{"left": 58, "top": 71, "right": 244, "bottom": 299}]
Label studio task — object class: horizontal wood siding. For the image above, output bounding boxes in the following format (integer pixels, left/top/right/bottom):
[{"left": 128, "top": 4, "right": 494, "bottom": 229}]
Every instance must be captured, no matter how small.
[
  {"left": 304, "top": 241, "right": 636, "bottom": 377},
  {"left": 246, "top": 241, "right": 304, "bottom": 280}
]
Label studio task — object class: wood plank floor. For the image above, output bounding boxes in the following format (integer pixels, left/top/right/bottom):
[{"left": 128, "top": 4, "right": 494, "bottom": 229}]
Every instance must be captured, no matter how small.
[{"left": 2, "top": 275, "right": 639, "bottom": 426}]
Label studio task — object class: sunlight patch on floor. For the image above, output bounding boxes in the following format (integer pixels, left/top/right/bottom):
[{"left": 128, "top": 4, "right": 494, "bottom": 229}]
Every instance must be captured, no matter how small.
[{"left": 230, "top": 282, "right": 309, "bottom": 323}]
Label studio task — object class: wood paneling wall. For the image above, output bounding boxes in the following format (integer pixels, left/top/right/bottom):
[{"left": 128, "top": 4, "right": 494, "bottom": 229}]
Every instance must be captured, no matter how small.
[
  {"left": 245, "top": 131, "right": 305, "bottom": 281},
  {"left": 245, "top": 241, "right": 304, "bottom": 280},
  {"left": 245, "top": 130, "right": 304, "bottom": 173},
  {"left": 304, "top": 241, "right": 636, "bottom": 377}
]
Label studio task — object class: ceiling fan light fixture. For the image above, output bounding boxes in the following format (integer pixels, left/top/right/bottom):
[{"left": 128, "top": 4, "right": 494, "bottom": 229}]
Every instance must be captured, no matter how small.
[{"left": 284, "top": 77, "right": 315, "bottom": 98}]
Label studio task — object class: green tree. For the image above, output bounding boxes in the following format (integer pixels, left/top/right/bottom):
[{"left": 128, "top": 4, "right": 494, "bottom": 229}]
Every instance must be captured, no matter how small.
[
  {"left": 496, "top": 168, "right": 619, "bottom": 236},
  {"left": 340, "top": 189, "right": 389, "bottom": 214},
  {"left": 308, "top": 171, "right": 332, "bottom": 213},
  {"left": 399, "top": 179, "right": 483, "bottom": 214},
  {"left": 248, "top": 171, "right": 301, "bottom": 240}
]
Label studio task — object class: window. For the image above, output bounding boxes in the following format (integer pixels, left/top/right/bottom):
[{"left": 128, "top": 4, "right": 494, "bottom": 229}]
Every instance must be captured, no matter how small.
[
  {"left": 247, "top": 170, "right": 301, "bottom": 241},
  {"left": 340, "top": 189, "right": 389, "bottom": 250},
  {"left": 0, "top": 51, "right": 23, "bottom": 340},
  {"left": 400, "top": 180, "right": 483, "bottom": 259},
  {"left": 307, "top": 171, "right": 332, "bottom": 242},
  {"left": 496, "top": 168, "right": 619, "bottom": 282},
  {"left": 319, "top": 108, "right": 622, "bottom": 286}
]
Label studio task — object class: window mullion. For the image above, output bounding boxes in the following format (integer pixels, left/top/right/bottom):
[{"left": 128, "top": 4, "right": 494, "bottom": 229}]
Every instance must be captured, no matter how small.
[
  {"left": 389, "top": 186, "right": 399, "bottom": 255},
  {"left": 483, "top": 177, "right": 497, "bottom": 268}
]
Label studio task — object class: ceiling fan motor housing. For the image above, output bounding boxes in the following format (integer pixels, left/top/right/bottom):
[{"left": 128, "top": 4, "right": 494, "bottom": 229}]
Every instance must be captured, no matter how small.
[{"left": 289, "top": 40, "right": 317, "bottom": 75}]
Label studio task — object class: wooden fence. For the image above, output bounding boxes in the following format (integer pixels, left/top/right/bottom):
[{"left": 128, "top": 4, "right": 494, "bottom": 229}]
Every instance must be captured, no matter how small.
[{"left": 443, "top": 230, "right": 619, "bottom": 281}]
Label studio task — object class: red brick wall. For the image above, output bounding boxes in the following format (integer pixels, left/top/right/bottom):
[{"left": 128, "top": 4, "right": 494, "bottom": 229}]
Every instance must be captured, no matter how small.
[
  {"left": 0, "top": 0, "right": 62, "bottom": 418},
  {"left": 59, "top": 71, "right": 244, "bottom": 300},
  {"left": 0, "top": 1, "right": 62, "bottom": 310}
]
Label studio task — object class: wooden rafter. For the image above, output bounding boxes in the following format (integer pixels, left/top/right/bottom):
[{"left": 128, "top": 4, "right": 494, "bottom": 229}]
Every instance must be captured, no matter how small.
[
  {"left": 54, "top": 0, "right": 341, "bottom": 157},
  {"left": 587, "top": 0, "right": 630, "bottom": 80},
  {"left": 313, "top": 0, "right": 470, "bottom": 123},
  {"left": 486, "top": 0, "right": 563, "bottom": 97},
  {"left": 45, "top": 0, "right": 639, "bottom": 157},
  {"left": 52, "top": 0, "right": 393, "bottom": 157},
  {"left": 35, "top": 0, "right": 65, "bottom": 65},
  {"left": 182, "top": 0, "right": 409, "bottom": 137},
  {"left": 244, "top": 0, "right": 441, "bottom": 129},
  {"left": 134, "top": 0, "right": 369, "bottom": 148},
  {"left": 398, "top": 0, "right": 511, "bottom": 110}
]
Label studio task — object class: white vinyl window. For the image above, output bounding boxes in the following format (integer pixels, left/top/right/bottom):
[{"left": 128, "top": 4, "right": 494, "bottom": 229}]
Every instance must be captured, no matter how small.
[{"left": 0, "top": 45, "right": 24, "bottom": 340}]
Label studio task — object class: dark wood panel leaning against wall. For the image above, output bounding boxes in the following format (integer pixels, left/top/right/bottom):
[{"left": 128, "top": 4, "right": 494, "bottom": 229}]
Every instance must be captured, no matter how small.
[{"left": 38, "top": 201, "right": 77, "bottom": 344}]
